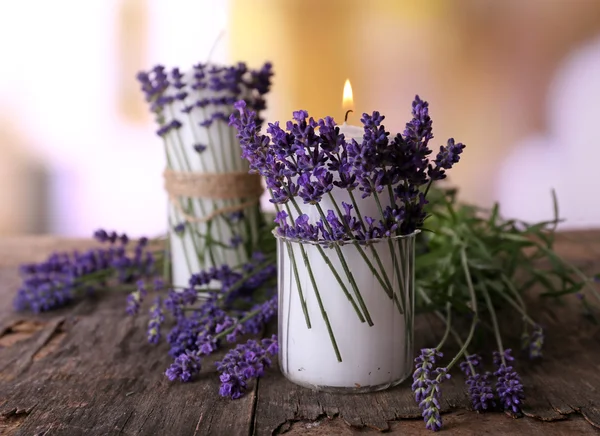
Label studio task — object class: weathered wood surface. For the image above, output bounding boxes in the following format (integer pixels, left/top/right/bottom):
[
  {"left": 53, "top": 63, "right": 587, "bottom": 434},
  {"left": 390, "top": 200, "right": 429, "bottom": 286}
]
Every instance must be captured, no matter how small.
[{"left": 1, "top": 233, "right": 600, "bottom": 435}]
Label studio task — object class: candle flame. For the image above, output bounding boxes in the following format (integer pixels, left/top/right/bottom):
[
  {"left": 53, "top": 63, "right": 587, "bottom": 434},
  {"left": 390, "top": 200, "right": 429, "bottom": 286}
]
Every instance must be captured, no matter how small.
[{"left": 342, "top": 79, "right": 354, "bottom": 113}]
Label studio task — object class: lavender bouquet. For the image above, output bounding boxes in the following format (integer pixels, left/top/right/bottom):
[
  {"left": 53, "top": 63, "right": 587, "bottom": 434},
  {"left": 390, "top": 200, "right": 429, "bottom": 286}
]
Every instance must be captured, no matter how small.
[
  {"left": 412, "top": 186, "right": 600, "bottom": 431},
  {"left": 136, "top": 61, "right": 273, "bottom": 288},
  {"left": 14, "top": 230, "right": 160, "bottom": 313},
  {"left": 230, "top": 96, "right": 465, "bottom": 392}
]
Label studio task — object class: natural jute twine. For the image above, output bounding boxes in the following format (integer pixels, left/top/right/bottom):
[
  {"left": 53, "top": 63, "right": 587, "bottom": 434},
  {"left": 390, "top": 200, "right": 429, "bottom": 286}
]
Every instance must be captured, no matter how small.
[{"left": 163, "top": 169, "right": 264, "bottom": 224}]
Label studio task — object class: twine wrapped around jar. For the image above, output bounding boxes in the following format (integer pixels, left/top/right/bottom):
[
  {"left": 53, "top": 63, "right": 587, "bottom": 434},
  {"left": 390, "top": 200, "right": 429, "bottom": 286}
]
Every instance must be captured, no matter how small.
[{"left": 163, "top": 169, "right": 263, "bottom": 223}]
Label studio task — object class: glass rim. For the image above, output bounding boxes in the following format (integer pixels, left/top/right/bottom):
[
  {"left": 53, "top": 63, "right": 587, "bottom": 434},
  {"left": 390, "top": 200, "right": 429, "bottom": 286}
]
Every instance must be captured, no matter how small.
[{"left": 271, "top": 228, "right": 420, "bottom": 246}]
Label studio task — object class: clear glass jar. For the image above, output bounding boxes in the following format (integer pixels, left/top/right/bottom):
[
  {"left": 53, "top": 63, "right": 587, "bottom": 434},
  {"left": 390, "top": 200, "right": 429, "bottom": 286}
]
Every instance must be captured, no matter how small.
[{"left": 276, "top": 231, "right": 417, "bottom": 393}]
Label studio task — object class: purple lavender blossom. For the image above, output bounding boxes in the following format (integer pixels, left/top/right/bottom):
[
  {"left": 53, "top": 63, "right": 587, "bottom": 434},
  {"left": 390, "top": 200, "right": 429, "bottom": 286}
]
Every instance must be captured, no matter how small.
[
  {"left": 493, "top": 349, "right": 525, "bottom": 414},
  {"left": 161, "top": 256, "right": 277, "bottom": 360},
  {"left": 136, "top": 60, "right": 273, "bottom": 139},
  {"left": 412, "top": 348, "right": 442, "bottom": 403},
  {"left": 421, "top": 368, "right": 450, "bottom": 432},
  {"left": 428, "top": 138, "right": 466, "bottom": 181},
  {"left": 403, "top": 95, "right": 433, "bottom": 147},
  {"left": 216, "top": 336, "right": 278, "bottom": 399},
  {"left": 459, "top": 354, "right": 496, "bottom": 411},
  {"left": 197, "top": 334, "right": 218, "bottom": 355},
  {"left": 156, "top": 119, "right": 182, "bottom": 137},
  {"left": 165, "top": 350, "right": 202, "bottom": 382},
  {"left": 232, "top": 96, "right": 465, "bottom": 241},
  {"left": 15, "top": 230, "right": 155, "bottom": 313},
  {"left": 173, "top": 222, "right": 186, "bottom": 235},
  {"left": 193, "top": 143, "right": 207, "bottom": 153},
  {"left": 147, "top": 296, "right": 164, "bottom": 344},
  {"left": 228, "top": 211, "right": 245, "bottom": 222},
  {"left": 261, "top": 334, "right": 279, "bottom": 356},
  {"left": 242, "top": 294, "right": 278, "bottom": 335},
  {"left": 163, "top": 287, "right": 198, "bottom": 318},
  {"left": 230, "top": 234, "right": 243, "bottom": 248},
  {"left": 528, "top": 325, "right": 544, "bottom": 359},
  {"left": 412, "top": 349, "right": 450, "bottom": 431},
  {"left": 126, "top": 280, "right": 147, "bottom": 315}
]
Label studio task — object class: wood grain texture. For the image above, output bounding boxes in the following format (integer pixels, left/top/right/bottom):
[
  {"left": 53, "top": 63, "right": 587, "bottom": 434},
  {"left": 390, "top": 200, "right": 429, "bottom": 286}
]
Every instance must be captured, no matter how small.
[{"left": 0, "top": 233, "right": 599, "bottom": 435}]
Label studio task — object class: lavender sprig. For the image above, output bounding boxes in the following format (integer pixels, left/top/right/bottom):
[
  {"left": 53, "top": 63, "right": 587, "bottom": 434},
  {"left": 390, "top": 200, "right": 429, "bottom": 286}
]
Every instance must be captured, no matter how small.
[
  {"left": 413, "top": 348, "right": 442, "bottom": 403},
  {"left": 420, "top": 368, "right": 450, "bottom": 432},
  {"left": 231, "top": 96, "right": 465, "bottom": 242},
  {"left": 412, "top": 246, "right": 480, "bottom": 432},
  {"left": 126, "top": 250, "right": 278, "bottom": 387},
  {"left": 165, "top": 350, "right": 202, "bottom": 382},
  {"left": 527, "top": 325, "right": 544, "bottom": 359},
  {"left": 137, "top": 61, "right": 273, "bottom": 135},
  {"left": 147, "top": 296, "right": 164, "bottom": 344},
  {"left": 15, "top": 230, "right": 158, "bottom": 313},
  {"left": 493, "top": 349, "right": 525, "bottom": 415},
  {"left": 216, "top": 335, "right": 279, "bottom": 399},
  {"left": 412, "top": 350, "right": 451, "bottom": 432},
  {"left": 460, "top": 354, "right": 496, "bottom": 411}
]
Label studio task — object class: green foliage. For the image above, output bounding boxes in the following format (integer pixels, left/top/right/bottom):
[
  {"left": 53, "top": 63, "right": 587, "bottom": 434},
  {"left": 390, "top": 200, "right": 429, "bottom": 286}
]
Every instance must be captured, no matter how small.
[{"left": 415, "top": 187, "right": 598, "bottom": 333}]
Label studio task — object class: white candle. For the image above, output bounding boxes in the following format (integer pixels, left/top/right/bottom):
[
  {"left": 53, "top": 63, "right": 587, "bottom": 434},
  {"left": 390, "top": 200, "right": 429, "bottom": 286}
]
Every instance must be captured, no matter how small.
[
  {"left": 166, "top": 65, "right": 261, "bottom": 288},
  {"left": 337, "top": 78, "right": 364, "bottom": 141},
  {"left": 278, "top": 238, "right": 413, "bottom": 390},
  {"left": 337, "top": 122, "right": 364, "bottom": 140},
  {"left": 278, "top": 79, "right": 413, "bottom": 392}
]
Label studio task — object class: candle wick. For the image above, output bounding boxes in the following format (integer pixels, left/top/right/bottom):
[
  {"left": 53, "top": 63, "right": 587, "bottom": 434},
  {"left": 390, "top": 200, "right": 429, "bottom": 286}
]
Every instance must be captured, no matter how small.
[{"left": 344, "top": 109, "right": 353, "bottom": 123}]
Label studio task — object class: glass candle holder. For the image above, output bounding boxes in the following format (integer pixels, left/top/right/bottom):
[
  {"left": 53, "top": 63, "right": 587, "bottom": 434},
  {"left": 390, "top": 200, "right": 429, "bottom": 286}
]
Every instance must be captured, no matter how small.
[{"left": 275, "top": 231, "right": 417, "bottom": 393}]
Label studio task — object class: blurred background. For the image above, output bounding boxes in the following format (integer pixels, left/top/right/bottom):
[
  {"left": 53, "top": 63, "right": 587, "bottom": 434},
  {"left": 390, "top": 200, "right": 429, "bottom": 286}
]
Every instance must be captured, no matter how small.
[{"left": 1, "top": 0, "right": 600, "bottom": 237}]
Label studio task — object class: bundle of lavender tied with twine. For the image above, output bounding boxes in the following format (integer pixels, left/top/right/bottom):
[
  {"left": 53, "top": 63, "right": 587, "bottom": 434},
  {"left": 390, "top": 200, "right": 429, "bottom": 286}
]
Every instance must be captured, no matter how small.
[{"left": 136, "top": 61, "right": 273, "bottom": 288}]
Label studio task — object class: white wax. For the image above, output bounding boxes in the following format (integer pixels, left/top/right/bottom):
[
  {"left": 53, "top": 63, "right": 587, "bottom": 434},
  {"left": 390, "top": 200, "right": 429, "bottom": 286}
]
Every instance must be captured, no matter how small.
[
  {"left": 337, "top": 122, "right": 364, "bottom": 141},
  {"left": 278, "top": 236, "right": 413, "bottom": 389}
]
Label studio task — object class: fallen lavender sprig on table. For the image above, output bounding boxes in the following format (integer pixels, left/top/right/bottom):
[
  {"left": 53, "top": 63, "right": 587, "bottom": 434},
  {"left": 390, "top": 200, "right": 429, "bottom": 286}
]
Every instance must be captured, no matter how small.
[
  {"left": 216, "top": 335, "right": 278, "bottom": 399},
  {"left": 494, "top": 349, "right": 525, "bottom": 415},
  {"left": 14, "top": 229, "right": 161, "bottom": 313},
  {"left": 460, "top": 354, "right": 496, "bottom": 412},
  {"left": 127, "top": 250, "right": 278, "bottom": 394}
]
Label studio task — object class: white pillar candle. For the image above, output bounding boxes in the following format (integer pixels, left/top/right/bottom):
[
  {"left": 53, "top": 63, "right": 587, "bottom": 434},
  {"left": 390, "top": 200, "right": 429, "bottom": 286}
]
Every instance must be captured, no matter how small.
[
  {"left": 277, "top": 79, "right": 413, "bottom": 392},
  {"left": 161, "top": 65, "right": 263, "bottom": 288},
  {"left": 277, "top": 232, "right": 415, "bottom": 391}
]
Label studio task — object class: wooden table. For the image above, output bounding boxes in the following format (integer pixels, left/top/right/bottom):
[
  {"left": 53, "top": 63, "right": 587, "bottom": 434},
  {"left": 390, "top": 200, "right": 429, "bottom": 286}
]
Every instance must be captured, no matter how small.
[{"left": 1, "top": 234, "right": 600, "bottom": 435}]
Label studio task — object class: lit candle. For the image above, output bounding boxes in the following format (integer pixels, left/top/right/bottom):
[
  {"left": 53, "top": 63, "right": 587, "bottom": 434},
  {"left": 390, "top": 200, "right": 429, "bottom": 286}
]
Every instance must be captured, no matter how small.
[
  {"left": 280, "top": 79, "right": 411, "bottom": 392},
  {"left": 337, "top": 79, "right": 364, "bottom": 140}
]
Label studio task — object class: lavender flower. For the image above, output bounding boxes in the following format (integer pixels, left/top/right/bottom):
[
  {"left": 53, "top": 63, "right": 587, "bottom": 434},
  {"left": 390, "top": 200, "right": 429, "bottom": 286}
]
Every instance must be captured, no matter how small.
[
  {"left": 216, "top": 335, "right": 278, "bottom": 399},
  {"left": 157, "top": 254, "right": 277, "bottom": 363},
  {"left": 136, "top": 60, "right": 273, "bottom": 139},
  {"left": 242, "top": 294, "right": 278, "bottom": 335},
  {"left": 459, "top": 354, "right": 495, "bottom": 411},
  {"left": 412, "top": 349, "right": 450, "bottom": 431},
  {"left": 193, "top": 143, "right": 207, "bottom": 153},
  {"left": 412, "top": 348, "right": 442, "bottom": 403},
  {"left": 228, "top": 211, "right": 245, "bottom": 222},
  {"left": 528, "top": 325, "right": 544, "bottom": 359},
  {"left": 230, "top": 234, "right": 243, "bottom": 248},
  {"left": 232, "top": 96, "right": 465, "bottom": 242},
  {"left": 197, "top": 334, "right": 218, "bottom": 355},
  {"left": 147, "top": 297, "right": 164, "bottom": 344},
  {"left": 493, "top": 349, "right": 525, "bottom": 414},
  {"left": 166, "top": 350, "right": 202, "bottom": 382},
  {"left": 126, "top": 280, "right": 147, "bottom": 315},
  {"left": 428, "top": 138, "right": 466, "bottom": 181},
  {"left": 421, "top": 368, "right": 450, "bottom": 432},
  {"left": 15, "top": 230, "right": 156, "bottom": 313}
]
